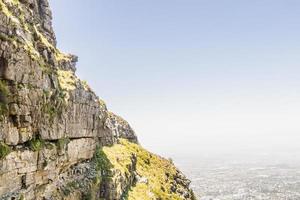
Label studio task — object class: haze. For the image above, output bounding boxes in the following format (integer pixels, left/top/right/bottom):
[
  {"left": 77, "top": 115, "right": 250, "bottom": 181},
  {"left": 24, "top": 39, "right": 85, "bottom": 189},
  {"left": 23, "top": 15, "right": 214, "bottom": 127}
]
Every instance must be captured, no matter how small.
[{"left": 49, "top": 0, "right": 300, "bottom": 159}]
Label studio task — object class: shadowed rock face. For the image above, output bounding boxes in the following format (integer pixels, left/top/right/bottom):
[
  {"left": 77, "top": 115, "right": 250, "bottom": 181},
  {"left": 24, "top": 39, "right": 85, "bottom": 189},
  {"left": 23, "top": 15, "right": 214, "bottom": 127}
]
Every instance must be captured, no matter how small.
[
  {"left": 0, "top": 0, "right": 195, "bottom": 199},
  {"left": 0, "top": 57, "right": 7, "bottom": 78}
]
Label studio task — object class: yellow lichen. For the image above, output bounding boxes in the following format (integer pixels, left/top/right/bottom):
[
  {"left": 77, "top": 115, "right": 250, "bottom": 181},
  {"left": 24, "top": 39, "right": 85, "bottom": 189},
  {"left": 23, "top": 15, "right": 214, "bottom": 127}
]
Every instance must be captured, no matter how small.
[
  {"left": 81, "top": 80, "right": 90, "bottom": 91},
  {"left": 57, "top": 70, "right": 77, "bottom": 102},
  {"left": 0, "top": 0, "right": 20, "bottom": 24},
  {"left": 55, "top": 51, "right": 72, "bottom": 62},
  {"left": 5, "top": 0, "right": 19, "bottom": 6},
  {"left": 0, "top": 0, "right": 69, "bottom": 62},
  {"left": 98, "top": 98, "right": 107, "bottom": 110},
  {"left": 57, "top": 70, "right": 77, "bottom": 91},
  {"left": 34, "top": 25, "right": 71, "bottom": 62},
  {"left": 34, "top": 25, "right": 53, "bottom": 48},
  {"left": 19, "top": 127, "right": 27, "bottom": 134},
  {"left": 0, "top": 0, "right": 41, "bottom": 60},
  {"left": 24, "top": 39, "right": 40, "bottom": 60}
]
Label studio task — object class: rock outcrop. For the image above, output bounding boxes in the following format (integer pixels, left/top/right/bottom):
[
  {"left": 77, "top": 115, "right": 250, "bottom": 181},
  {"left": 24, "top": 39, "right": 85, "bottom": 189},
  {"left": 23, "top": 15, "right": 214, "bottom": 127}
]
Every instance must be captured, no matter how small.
[{"left": 0, "top": 0, "right": 196, "bottom": 199}]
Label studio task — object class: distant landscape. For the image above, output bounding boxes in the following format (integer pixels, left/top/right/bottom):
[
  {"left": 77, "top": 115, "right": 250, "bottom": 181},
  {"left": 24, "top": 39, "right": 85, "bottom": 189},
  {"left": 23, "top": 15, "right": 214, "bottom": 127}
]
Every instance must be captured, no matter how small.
[{"left": 174, "top": 153, "right": 300, "bottom": 200}]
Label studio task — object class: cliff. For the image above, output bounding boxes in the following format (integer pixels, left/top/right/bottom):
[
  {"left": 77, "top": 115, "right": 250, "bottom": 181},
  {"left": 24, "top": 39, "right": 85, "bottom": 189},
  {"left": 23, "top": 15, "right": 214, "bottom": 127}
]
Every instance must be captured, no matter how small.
[{"left": 0, "top": 0, "right": 196, "bottom": 199}]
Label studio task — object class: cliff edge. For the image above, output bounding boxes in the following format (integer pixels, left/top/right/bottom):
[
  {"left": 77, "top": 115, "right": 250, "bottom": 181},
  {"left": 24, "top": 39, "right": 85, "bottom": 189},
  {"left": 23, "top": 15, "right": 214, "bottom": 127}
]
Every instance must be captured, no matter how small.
[{"left": 0, "top": 0, "right": 196, "bottom": 199}]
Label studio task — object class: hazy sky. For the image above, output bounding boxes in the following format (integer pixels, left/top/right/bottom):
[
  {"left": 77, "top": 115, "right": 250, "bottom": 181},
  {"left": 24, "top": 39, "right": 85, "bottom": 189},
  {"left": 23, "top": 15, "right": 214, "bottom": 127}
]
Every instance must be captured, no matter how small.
[{"left": 49, "top": 0, "right": 300, "bottom": 158}]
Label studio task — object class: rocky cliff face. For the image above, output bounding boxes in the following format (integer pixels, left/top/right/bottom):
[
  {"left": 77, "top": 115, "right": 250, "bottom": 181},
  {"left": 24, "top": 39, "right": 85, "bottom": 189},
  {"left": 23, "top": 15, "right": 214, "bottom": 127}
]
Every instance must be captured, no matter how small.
[{"left": 0, "top": 0, "right": 196, "bottom": 199}]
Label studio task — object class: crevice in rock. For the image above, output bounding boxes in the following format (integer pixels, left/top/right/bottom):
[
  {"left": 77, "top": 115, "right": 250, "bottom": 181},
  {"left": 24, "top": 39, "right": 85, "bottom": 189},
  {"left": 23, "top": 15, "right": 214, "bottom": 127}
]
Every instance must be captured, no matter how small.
[
  {"left": 0, "top": 57, "right": 8, "bottom": 79},
  {"left": 21, "top": 175, "right": 26, "bottom": 189}
]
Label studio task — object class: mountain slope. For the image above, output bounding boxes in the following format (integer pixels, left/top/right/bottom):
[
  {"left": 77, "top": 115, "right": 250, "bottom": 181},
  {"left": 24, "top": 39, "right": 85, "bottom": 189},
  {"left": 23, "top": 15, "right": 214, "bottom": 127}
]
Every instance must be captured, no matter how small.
[{"left": 0, "top": 0, "right": 196, "bottom": 199}]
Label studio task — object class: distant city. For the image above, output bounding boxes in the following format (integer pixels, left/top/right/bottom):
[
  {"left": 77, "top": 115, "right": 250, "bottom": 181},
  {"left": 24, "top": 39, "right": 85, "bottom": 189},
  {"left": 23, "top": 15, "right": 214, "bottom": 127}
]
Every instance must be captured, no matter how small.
[{"left": 174, "top": 154, "right": 300, "bottom": 200}]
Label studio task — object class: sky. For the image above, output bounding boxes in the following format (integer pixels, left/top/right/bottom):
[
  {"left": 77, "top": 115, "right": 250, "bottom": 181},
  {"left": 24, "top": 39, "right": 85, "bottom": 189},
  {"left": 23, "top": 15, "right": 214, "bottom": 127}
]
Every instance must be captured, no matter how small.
[{"left": 49, "top": 0, "right": 300, "bottom": 158}]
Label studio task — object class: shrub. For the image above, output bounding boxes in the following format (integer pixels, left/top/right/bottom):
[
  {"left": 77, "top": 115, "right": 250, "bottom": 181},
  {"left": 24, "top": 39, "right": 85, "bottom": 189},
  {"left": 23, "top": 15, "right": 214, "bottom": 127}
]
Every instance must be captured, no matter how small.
[
  {"left": 0, "top": 142, "right": 11, "bottom": 159},
  {"left": 94, "top": 146, "right": 112, "bottom": 175},
  {"left": 29, "top": 137, "right": 44, "bottom": 151}
]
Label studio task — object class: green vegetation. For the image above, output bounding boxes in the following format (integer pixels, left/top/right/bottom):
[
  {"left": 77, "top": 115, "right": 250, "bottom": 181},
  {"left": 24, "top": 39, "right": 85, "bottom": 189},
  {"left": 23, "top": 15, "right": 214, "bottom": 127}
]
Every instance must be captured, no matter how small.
[
  {"left": 42, "top": 90, "right": 66, "bottom": 123},
  {"left": 81, "top": 80, "right": 91, "bottom": 91},
  {"left": 56, "top": 70, "right": 77, "bottom": 92},
  {"left": 101, "top": 139, "right": 192, "bottom": 200},
  {"left": 56, "top": 70, "right": 77, "bottom": 103},
  {"left": 44, "top": 142, "right": 56, "bottom": 150},
  {"left": 28, "top": 136, "right": 44, "bottom": 151},
  {"left": 0, "top": 80, "right": 9, "bottom": 119},
  {"left": 82, "top": 180, "right": 100, "bottom": 200},
  {"left": 1, "top": 0, "right": 70, "bottom": 63},
  {"left": 62, "top": 181, "right": 80, "bottom": 196},
  {"left": 56, "top": 137, "right": 70, "bottom": 151},
  {"left": 0, "top": 80, "right": 9, "bottom": 97},
  {"left": 42, "top": 102, "right": 57, "bottom": 122},
  {"left": 74, "top": 146, "right": 114, "bottom": 200},
  {"left": 0, "top": 142, "right": 11, "bottom": 159},
  {"left": 19, "top": 194, "right": 25, "bottom": 200},
  {"left": 98, "top": 98, "right": 107, "bottom": 110},
  {"left": 0, "top": 0, "right": 41, "bottom": 59},
  {"left": 54, "top": 89, "right": 68, "bottom": 108},
  {"left": 0, "top": 101, "right": 8, "bottom": 119},
  {"left": 45, "top": 103, "right": 57, "bottom": 118},
  {"left": 33, "top": 25, "right": 71, "bottom": 62},
  {"left": 0, "top": 0, "right": 15, "bottom": 18},
  {"left": 94, "top": 146, "right": 113, "bottom": 179},
  {"left": 0, "top": 33, "right": 18, "bottom": 46}
]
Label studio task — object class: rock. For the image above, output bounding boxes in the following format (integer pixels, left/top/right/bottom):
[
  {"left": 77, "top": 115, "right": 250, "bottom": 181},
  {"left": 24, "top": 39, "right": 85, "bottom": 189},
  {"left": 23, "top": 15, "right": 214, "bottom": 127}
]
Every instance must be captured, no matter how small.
[
  {"left": 137, "top": 176, "right": 149, "bottom": 184},
  {"left": 67, "top": 138, "right": 96, "bottom": 164},
  {"left": 0, "top": 0, "right": 195, "bottom": 199},
  {"left": 0, "top": 171, "right": 22, "bottom": 195},
  {"left": 105, "top": 112, "right": 138, "bottom": 143},
  {"left": 4, "top": 125, "right": 19, "bottom": 145}
]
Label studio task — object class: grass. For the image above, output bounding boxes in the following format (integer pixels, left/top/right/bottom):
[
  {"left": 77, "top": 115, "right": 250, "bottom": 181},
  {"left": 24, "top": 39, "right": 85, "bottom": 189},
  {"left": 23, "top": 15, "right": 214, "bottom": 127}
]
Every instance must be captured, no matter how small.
[
  {"left": 101, "top": 139, "right": 192, "bottom": 200},
  {"left": 0, "top": 142, "right": 11, "bottom": 159}
]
